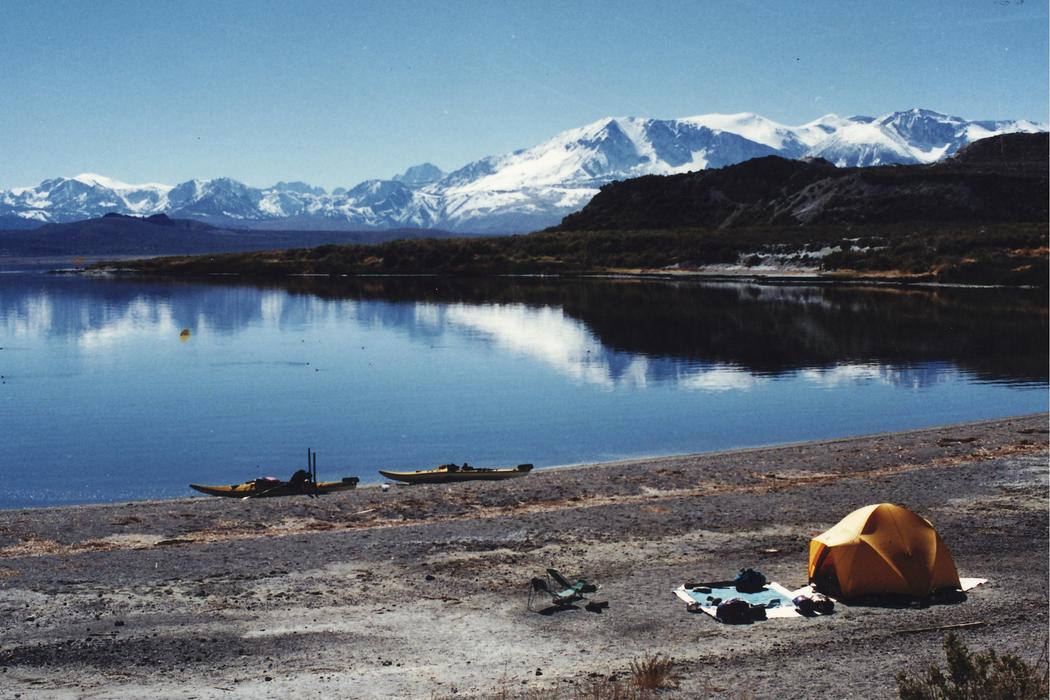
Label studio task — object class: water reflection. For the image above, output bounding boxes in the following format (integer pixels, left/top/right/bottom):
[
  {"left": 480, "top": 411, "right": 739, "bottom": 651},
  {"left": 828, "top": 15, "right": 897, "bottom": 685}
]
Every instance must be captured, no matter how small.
[
  {"left": 800, "top": 363, "right": 962, "bottom": 390},
  {"left": 1, "top": 272, "right": 1046, "bottom": 507},
  {"left": 1, "top": 274, "right": 1046, "bottom": 388}
]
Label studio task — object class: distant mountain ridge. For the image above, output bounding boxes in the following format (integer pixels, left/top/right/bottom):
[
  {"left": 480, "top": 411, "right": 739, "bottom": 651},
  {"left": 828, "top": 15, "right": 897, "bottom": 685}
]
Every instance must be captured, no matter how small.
[
  {"left": 2, "top": 108, "right": 1044, "bottom": 233},
  {"left": 0, "top": 212, "right": 456, "bottom": 258}
]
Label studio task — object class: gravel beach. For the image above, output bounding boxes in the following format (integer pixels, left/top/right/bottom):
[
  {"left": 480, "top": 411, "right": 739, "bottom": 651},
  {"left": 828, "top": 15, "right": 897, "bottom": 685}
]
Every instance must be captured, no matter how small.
[{"left": 1, "top": 414, "right": 1047, "bottom": 699}]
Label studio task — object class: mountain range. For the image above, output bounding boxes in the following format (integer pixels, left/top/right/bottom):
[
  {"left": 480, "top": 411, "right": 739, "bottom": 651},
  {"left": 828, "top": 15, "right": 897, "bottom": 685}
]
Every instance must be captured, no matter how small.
[{"left": 2, "top": 108, "right": 1044, "bottom": 234}]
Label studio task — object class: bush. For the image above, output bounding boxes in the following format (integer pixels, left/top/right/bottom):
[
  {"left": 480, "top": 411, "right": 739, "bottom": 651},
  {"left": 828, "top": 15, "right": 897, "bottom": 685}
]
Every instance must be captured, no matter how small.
[
  {"left": 629, "top": 653, "right": 678, "bottom": 691},
  {"left": 896, "top": 633, "right": 1049, "bottom": 700}
]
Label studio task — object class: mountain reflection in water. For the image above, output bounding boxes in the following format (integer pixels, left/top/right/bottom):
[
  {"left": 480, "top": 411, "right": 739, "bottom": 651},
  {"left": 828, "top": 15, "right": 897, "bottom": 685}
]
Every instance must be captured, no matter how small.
[{"left": 4, "top": 274, "right": 1043, "bottom": 387}]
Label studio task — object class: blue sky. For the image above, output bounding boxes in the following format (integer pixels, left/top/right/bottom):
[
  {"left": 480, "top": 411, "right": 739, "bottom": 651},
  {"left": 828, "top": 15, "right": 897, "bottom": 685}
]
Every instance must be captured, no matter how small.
[{"left": 1, "top": 0, "right": 1046, "bottom": 190}]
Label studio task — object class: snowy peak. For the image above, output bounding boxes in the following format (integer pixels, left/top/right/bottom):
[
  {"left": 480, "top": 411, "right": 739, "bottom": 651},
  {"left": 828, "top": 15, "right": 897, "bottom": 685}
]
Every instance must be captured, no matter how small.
[
  {"left": 802, "top": 108, "right": 1039, "bottom": 167},
  {"left": 69, "top": 172, "right": 172, "bottom": 194},
  {"left": 878, "top": 109, "right": 972, "bottom": 159},
  {"left": 681, "top": 112, "right": 804, "bottom": 152},
  {"left": 442, "top": 116, "right": 650, "bottom": 193},
  {"left": 441, "top": 114, "right": 770, "bottom": 197},
  {"left": 71, "top": 173, "right": 136, "bottom": 190},
  {"left": 807, "top": 120, "right": 920, "bottom": 166}
]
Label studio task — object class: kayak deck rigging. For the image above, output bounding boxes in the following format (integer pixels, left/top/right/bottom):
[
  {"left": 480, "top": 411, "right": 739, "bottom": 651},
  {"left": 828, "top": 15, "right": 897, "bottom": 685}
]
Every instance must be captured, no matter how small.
[{"left": 190, "top": 448, "right": 359, "bottom": 498}]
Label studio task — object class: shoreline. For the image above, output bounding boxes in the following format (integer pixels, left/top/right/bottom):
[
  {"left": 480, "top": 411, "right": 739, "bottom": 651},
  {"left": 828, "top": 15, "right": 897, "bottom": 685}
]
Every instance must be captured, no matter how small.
[
  {"left": 585, "top": 268, "right": 1044, "bottom": 289},
  {"left": 64, "top": 263, "right": 1046, "bottom": 289},
  {"left": 3, "top": 413, "right": 1045, "bottom": 515},
  {"left": 537, "top": 411, "right": 1050, "bottom": 470},
  {"left": 1, "top": 413, "right": 1047, "bottom": 698}
]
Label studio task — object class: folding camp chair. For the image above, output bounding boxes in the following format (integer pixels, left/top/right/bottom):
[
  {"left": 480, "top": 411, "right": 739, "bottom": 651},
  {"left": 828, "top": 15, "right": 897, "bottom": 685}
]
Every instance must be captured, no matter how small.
[{"left": 527, "top": 568, "right": 598, "bottom": 611}]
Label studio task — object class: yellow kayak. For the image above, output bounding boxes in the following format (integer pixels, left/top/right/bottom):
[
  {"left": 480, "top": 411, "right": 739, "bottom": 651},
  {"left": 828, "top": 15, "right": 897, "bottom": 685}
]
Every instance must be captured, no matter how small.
[
  {"left": 379, "top": 463, "right": 533, "bottom": 485},
  {"left": 190, "top": 476, "right": 359, "bottom": 498}
]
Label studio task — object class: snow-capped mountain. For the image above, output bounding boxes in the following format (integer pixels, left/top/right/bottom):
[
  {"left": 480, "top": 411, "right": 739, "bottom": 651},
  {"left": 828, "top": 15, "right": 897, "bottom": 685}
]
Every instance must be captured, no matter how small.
[
  {"left": 2, "top": 109, "right": 1044, "bottom": 233},
  {"left": 1, "top": 173, "right": 171, "bottom": 223}
]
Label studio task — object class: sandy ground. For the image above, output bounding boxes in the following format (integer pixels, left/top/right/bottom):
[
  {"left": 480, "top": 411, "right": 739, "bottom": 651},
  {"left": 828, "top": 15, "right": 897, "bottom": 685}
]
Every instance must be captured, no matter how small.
[{"left": 0, "top": 414, "right": 1047, "bottom": 699}]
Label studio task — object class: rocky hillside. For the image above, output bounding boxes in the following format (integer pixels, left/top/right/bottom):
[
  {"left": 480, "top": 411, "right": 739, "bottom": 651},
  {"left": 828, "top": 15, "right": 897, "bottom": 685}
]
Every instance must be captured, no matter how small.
[{"left": 553, "top": 133, "right": 1048, "bottom": 231}]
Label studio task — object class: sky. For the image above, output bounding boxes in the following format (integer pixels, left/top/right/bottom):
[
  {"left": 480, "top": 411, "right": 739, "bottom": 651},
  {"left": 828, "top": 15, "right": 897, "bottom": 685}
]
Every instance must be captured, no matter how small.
[{"left": 1, "top": 0, "right": 1046, "bottom": 191}]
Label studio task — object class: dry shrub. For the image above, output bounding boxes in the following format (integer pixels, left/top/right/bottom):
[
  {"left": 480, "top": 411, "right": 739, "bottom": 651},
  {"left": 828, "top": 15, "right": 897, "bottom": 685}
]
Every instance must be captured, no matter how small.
[
  {"left": 629, "top": 653, "right": 677, "bottom": 691},
  {"left": 896, "top": 633, "right": 1049, "bottom": 700}
]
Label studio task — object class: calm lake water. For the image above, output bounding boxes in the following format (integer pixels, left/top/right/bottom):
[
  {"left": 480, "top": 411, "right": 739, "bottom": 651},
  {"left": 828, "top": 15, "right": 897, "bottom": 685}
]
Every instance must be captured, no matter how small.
[{"left": 0, "top": 271, "right": 1046, "bottom": 508}]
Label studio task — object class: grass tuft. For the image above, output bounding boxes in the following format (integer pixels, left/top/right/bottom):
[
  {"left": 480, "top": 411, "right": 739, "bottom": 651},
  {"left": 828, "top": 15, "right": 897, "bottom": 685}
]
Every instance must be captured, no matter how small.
[{"left": 629, "top": 653, "right": 678, "bottom": 691}]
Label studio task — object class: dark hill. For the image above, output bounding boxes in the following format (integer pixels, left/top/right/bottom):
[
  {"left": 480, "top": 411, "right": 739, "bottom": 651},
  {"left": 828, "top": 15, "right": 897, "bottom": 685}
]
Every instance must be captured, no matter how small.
[
  {"left": 0, "top": 213, "right": 455, "bottom": 258},
  {"left": 944, "top": 131, "right": 1048, "bottom": 173},
  {"left": 554, "top": 133, "right": 1048, "bottom": 231}
]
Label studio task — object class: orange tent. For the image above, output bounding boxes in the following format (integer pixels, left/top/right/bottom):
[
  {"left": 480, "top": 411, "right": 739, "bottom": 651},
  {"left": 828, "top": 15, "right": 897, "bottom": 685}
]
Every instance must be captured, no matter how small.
[{"left": 808, "top": 503, "right": 961, "bottom": 599}]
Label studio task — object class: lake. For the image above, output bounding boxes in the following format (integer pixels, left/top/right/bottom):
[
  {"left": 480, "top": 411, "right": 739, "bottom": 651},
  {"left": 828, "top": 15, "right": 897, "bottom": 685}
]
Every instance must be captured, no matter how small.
[{"left": 0, "top": 271, "right": 1046, "bottom": 508}]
